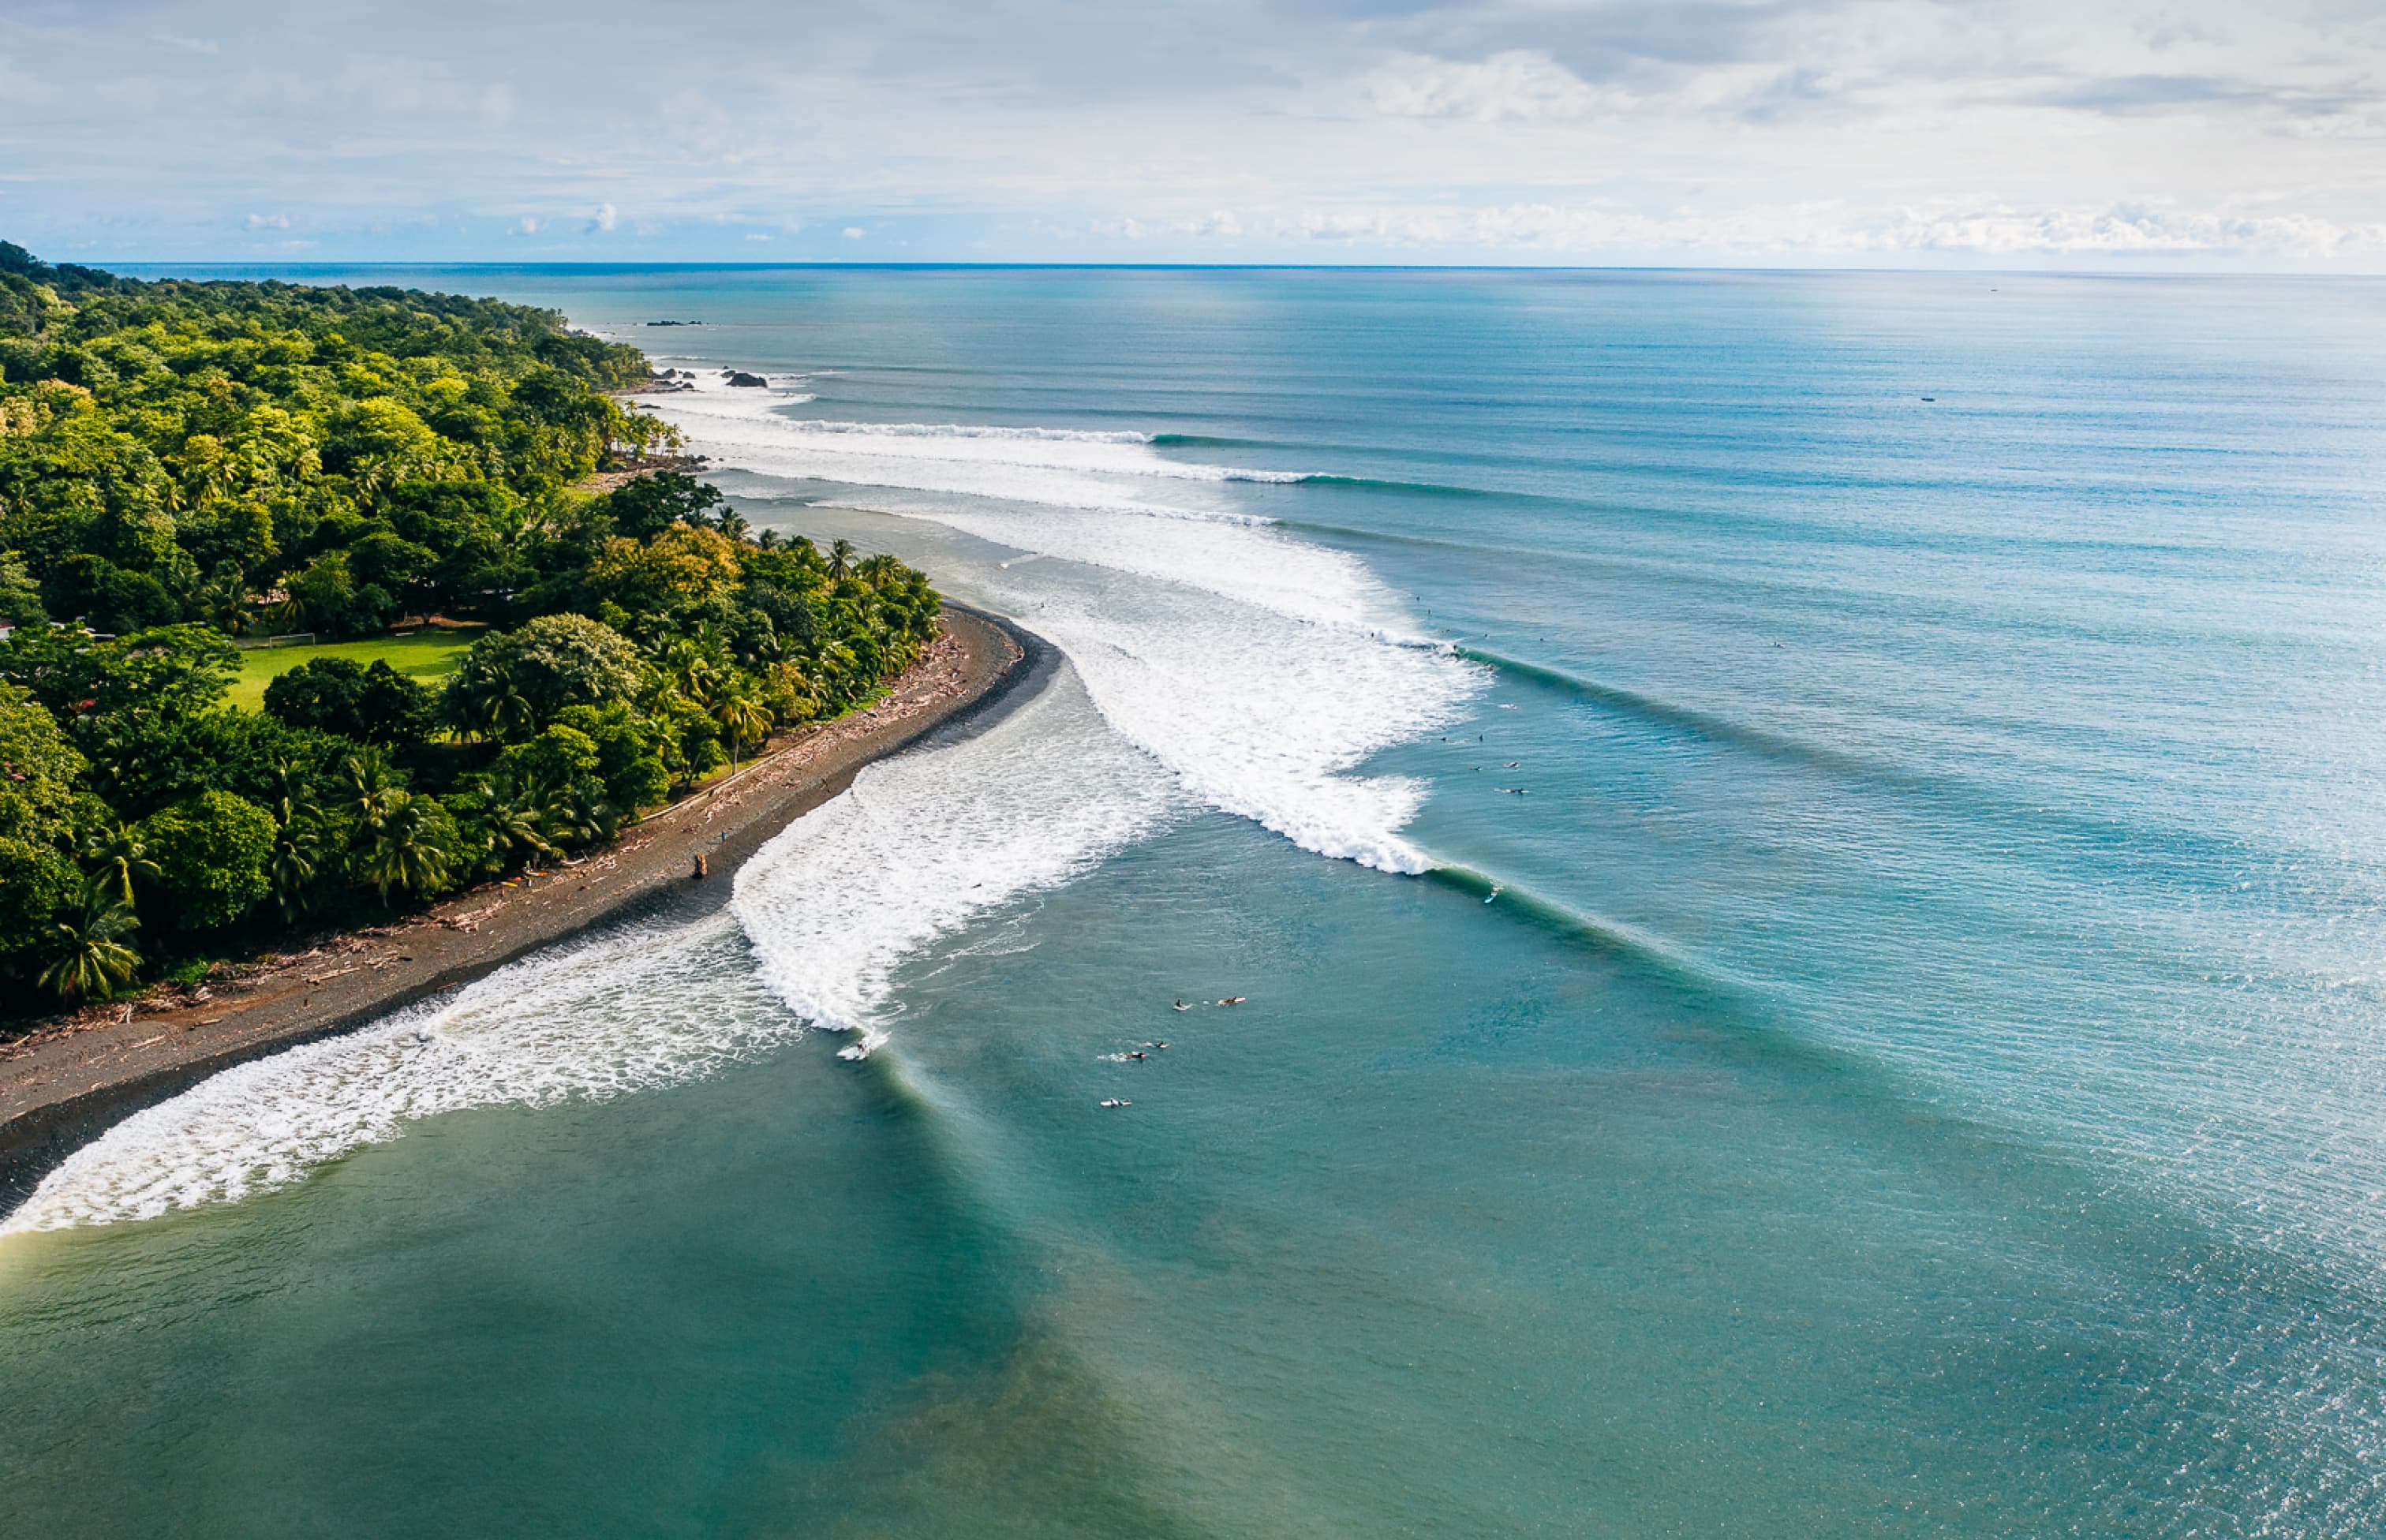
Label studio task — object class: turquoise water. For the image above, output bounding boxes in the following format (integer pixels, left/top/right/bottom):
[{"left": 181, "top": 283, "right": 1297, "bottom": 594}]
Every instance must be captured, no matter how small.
[{"left": 8, "top": 267, "right": 2386, "bottom": 1534}]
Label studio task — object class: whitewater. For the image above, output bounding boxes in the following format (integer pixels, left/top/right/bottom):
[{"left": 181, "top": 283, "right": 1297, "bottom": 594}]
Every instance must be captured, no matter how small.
[{"left": 2, "top": 368, "right": 1475, "bottom": 1232}]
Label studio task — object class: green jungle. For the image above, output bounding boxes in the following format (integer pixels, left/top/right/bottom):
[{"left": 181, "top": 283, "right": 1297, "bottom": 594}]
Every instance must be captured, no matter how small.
[{"left": 0, "top": 243, "right": 938, "bottom": 1014}]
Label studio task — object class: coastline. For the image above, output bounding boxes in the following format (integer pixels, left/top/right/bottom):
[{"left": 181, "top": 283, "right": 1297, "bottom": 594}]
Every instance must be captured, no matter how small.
[{"left": 0, "top": 604, "right": 1049, "bottom": 1206}]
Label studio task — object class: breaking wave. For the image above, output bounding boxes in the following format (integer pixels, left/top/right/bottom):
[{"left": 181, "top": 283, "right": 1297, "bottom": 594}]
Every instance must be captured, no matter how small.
[
  {"left": 4, "top": 670, "right": 1172, "bottom": 1231},
  {"left": 650, "top": 368, "right": 1481, "bottom": 872},
  {"left": 1, "top": 361, "right": 1472, "bottom": 1232}
]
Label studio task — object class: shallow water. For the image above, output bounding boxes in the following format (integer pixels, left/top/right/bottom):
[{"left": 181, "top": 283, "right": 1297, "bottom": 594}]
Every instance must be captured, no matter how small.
[{"left": 8, "top": 266, "right": 2386, "bottom": 1535}]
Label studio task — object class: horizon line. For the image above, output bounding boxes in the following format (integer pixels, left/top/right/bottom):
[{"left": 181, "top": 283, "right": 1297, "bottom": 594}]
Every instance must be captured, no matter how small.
[{"left": 82, "top": 258, "right": 2386, "bottom": 282}]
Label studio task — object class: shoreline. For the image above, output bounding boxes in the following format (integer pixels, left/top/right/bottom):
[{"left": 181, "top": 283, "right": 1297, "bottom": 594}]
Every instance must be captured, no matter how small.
[{"left": 0, "top": 604, "right": 1050, "bottom": 1207}]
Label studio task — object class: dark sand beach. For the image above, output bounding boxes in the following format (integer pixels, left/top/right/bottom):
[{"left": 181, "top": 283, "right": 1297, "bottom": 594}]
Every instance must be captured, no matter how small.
[{"left": 0, "top": 605, "right": 1044, "bottom": 1204}]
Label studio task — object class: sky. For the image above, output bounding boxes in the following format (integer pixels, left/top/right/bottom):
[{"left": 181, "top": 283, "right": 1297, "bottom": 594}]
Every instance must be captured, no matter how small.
[{"left": 4, "top": 0, "right": 2384, "bottom": 269}]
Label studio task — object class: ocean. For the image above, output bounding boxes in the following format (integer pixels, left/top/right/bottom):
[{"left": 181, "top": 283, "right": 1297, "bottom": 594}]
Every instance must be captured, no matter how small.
[{"left": 5, "top": 265, "right": 2386, "bottom": 1535}]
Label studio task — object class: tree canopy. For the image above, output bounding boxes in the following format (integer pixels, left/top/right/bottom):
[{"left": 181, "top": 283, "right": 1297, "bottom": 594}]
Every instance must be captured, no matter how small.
[{"left": 0, "top": 245, "right": 942, "bottom": 1015}]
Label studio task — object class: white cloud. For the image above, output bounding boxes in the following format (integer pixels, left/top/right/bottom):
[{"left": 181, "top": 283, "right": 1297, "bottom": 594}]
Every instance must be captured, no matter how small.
[
  {"left": 6, "top": 0, "right": 2385, "bottom": 267},
  {"left": 1367, "top": 51, "right": 1616, "bottom": 123},
  {"left": 1276, "top": 196, "right": 2386, "bottom": 260},
  {"left": 243, "top": 212, "right": 290, "bottom": 230},
  {"left": 1095, "top": 211, "right": 1244, "bottom": 241}
]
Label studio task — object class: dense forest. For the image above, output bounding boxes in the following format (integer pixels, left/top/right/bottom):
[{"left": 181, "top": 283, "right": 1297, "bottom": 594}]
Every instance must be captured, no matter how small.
[{"left": 0, "top": 243, "right": 939, "bottom": 1011}]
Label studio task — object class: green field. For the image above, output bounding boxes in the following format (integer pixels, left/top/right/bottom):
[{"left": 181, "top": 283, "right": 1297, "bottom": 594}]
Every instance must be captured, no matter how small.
[{"left": 228, "top": 629, "right": 482, "bottom": 712}]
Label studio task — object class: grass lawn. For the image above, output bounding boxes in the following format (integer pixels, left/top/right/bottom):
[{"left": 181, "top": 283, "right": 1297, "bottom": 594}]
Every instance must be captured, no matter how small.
[{"left": 228, "top": 628, "right": 482, "bottom": 712}]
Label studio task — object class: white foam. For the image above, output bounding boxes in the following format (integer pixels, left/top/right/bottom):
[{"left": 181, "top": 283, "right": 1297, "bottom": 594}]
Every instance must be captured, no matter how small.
[
  {"left": 733, "top": 668, "right": 1176, "bottom": 1056},
  {"left": 2, "top": 671, "right": 1172, "bottom": 1232},
  {"left": 2, "top": 912, "right": 771, "bottom": 1232},
  {"left": 1, "top": 370, "right": 1474, "bottom": 1232},
  {"left": 646, "top": 373, "right": 1307, "bottom": 490},
  {"left": 655, "top": 376, "right": 1480, "bottom": 873}
]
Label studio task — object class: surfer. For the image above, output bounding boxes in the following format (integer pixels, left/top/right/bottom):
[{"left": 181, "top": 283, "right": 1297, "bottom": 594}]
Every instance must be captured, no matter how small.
[
  {"left": 1128, "top": 1051, "right": 1148, "bottom": 1060},
  {"left": 1172, "top": 1000, "right": 1191, "bottom": 1011},
  {"left": 1101, "top": 1098, "right": 1131, "bottom": 1108}
]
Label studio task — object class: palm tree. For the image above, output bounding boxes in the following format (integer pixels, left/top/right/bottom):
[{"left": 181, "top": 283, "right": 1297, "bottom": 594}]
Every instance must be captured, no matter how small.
[
  {"left": 653, "top": 630, "right": 731, "bottom": 706},
  {"left": 269, "top": 811, "right": 320, "bottom": 922},
  {"left": 855, "top": 553, "right": 901, "bottom": 591},
  {"left": 359, "top": 791, "right": 451, "bottom": 902},
  {"left": 828, "top": 538, "right": 855, "bottom": 582},
  {"left": 711, "top": 681, "right": 772, "bottom": 776},
  {"left": 41, "top": 889, "right": 142, "bottom": 1007},
  {"left": 265, "top": 764, "right": 324, "bottom": 921},
  {"left": 451, "top": 672, "right": 535, "bottom": 744},
  {"left": 194, "top": 565, "right": 252, "bottom": 635},
  {"left": 537, "top": 779, "right": 618, "bottom": 850},
  {"left": 477, "top": 784, "right": 560, "bottom": 868},
  {"left": 342, "top": 754, "right": 404, "bottom": 831},
  {"left": 84, "top": 822, "right": 160, "bottom": 907}
]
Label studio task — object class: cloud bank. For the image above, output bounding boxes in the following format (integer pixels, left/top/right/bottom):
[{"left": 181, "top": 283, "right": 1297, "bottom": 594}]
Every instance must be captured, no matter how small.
[{"left": 2, "top": 0, "right": 2381, "bottom": 267}]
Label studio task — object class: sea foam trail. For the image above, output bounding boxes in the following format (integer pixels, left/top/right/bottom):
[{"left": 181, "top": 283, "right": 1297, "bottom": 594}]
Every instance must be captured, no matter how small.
[
  {"left": 649, "top": 375, "right": 1482, "bottom": 874},
  {"left": 2, "top": 671, "right": 1170, "bottom": 1232},
  {"left": 2, "top": 913, "right": 765, "bottom": 1233},
  {"left": 735, "top": 669, "right": 1175, "bottom": 1056},
  {"left": 2, "top": 376, "right": 1467, "bottom": 1233},
  {"left": 659, "top": 382, "right": 1307, "bottom": 485}
]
